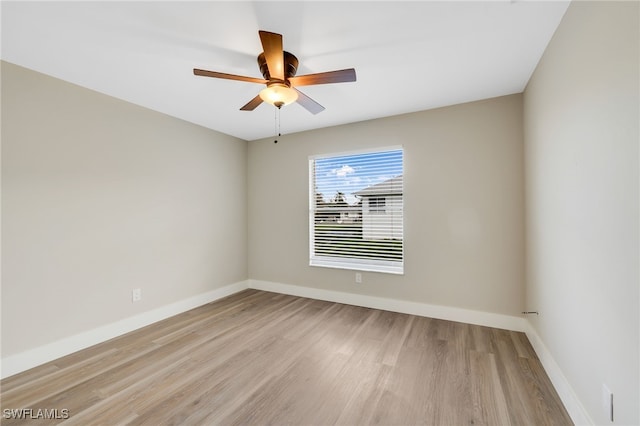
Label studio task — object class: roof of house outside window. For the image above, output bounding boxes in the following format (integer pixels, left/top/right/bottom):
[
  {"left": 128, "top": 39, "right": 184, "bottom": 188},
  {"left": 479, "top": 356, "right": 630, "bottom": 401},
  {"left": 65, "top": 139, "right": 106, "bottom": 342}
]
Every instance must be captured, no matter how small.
[{"left": 354, "top": 175, "right": 403, "bottom": 197}]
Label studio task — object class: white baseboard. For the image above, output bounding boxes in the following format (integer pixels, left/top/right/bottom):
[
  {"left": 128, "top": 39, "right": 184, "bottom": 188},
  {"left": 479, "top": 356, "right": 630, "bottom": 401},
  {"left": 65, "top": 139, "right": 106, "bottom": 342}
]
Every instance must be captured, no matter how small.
[
  {"left": 0, "top": 280, "right": 249, "bottom": 379},
  {"left": 524, "top": 321, "right": 593, "bottom": 425},
  {"left": 248, "top": 279, "right": 527, "bottom": 332}
]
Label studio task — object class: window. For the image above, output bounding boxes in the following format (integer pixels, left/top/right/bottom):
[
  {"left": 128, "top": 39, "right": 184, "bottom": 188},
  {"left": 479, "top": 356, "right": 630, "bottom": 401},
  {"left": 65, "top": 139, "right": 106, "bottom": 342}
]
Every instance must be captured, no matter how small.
[
  {"left": 309, "top": 147, "right": 404, "bottom": 274},
  {"left": 368, "top": 197, "right": 386, "bottom": 214}
]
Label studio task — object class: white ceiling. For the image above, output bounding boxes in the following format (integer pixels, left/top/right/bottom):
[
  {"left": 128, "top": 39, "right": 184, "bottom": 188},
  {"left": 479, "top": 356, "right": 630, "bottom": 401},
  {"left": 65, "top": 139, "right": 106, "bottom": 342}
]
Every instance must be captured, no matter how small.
[{"left": 1, "top": 1, "right": 569, "bottom": 141}]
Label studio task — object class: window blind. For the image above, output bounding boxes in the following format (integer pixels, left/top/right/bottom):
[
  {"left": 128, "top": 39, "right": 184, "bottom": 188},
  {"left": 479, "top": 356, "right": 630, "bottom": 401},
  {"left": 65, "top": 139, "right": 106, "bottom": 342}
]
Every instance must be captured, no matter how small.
[{"left": 309, "top": 147, "right": 404, "bottom": 274}]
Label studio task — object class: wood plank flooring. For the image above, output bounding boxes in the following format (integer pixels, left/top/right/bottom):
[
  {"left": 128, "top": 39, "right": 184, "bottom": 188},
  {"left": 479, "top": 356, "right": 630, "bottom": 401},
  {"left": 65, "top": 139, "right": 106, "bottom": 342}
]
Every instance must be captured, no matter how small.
[{"left": 0, "top": 290, "right": 572, "bottom": 425}]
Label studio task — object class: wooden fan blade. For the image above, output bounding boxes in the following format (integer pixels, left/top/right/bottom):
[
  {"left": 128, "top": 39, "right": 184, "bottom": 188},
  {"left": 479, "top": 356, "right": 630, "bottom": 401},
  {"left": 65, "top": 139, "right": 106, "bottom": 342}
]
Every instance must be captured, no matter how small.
[
  {"left": 240, "top": 95, "right": 264, "bottom": 111},
  {"left": 193, "top": 69, "right": 267, "bottom": 84},
  {"left": 258, "top": 30, "right": 284, "bottom": 81},
  {"left": 295, "top": 89, "right": 325, "bottom": 114},
  {"left": 289, "top": 68, "right": 356, "bottom": 87}
]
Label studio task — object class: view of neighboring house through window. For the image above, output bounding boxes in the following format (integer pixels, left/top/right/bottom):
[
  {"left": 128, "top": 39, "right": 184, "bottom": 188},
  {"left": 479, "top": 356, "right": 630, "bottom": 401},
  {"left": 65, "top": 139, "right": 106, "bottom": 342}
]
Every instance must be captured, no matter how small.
[{"left": 309, "top": 147, "right": 404, "bottom": 274}]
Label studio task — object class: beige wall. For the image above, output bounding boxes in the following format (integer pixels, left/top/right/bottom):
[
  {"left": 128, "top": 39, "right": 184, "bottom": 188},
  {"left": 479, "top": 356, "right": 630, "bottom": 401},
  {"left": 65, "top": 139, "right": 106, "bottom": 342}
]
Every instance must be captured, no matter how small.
[
  {"left": 248, "top": 94, "right": 525, "bottom": 316},
  {"left": 524, "top": 1, "right": 639, "bottom": 424},
  {"left": 1, "top": 61, "right": 248, "bottom": 357}
]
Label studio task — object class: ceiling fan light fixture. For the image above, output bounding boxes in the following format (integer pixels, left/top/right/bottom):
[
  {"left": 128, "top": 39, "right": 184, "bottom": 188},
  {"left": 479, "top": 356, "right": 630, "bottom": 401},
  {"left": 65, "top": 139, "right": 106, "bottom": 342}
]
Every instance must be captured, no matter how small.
[
  {"left": 194, "top": 31, "right": 355, "bottom": 113},
  {"left": 259, "top": 83, "right": 298, "bottom": 108}
]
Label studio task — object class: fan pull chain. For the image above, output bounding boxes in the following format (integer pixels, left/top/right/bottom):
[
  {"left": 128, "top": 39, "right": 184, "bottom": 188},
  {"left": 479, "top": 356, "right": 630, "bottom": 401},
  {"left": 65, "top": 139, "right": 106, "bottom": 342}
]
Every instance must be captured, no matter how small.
[{"left": 274, "top": 106, "right": 282, "bottom": 143}]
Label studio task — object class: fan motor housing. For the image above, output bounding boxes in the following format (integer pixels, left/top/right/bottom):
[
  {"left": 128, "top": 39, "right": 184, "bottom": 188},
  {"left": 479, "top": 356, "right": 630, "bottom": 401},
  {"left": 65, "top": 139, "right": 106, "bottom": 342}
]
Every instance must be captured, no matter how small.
[{"left": 258, "top": 51, "right": 299, "bottom": 82}]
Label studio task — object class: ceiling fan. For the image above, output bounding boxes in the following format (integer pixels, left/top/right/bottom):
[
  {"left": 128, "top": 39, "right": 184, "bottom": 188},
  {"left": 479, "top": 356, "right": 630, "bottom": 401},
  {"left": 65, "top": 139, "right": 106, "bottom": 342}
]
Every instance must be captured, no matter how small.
[{"left": 193, "top": 30, "right": 356, "bottom": 114}]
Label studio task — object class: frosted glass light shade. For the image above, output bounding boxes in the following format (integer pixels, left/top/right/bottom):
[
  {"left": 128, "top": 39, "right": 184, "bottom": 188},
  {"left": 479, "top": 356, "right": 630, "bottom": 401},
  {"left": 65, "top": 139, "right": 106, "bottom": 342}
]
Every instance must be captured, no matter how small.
[{"left": 259, "top": 84, "right": 298, "bottom": 108}]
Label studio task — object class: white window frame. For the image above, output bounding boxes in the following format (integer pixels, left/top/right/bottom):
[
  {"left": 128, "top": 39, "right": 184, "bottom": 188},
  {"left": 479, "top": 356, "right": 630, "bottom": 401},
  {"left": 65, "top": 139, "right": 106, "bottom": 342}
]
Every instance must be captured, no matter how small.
[{"left": 308, "top": 146, "right": 404, "bottom": 275}]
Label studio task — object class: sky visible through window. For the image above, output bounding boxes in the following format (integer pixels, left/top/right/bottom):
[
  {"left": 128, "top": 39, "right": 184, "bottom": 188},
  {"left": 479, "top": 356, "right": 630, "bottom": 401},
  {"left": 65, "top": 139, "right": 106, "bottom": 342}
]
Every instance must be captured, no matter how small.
[{"left": 314, "top": 149, "right": 403, "bottom": 205}]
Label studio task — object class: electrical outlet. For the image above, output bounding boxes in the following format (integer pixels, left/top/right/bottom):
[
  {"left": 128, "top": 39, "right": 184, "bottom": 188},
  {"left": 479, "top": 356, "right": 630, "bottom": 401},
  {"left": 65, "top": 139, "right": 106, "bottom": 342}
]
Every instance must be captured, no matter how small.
[
  {"left": 132, "top": 288, "right": 142, "bottom": 303},
  {"left": 602, "top": 384, "right": 613, "bottom": 422},
  {"left": 355, "top": 273, "right": 362, "bottom": 283}
]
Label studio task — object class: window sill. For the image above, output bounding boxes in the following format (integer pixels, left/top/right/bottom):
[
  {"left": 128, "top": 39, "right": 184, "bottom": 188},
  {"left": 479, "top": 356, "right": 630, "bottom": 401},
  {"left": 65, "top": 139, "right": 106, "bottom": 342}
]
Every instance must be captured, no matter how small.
[{"left": 310, "top": 256, "right": 404, "bottom": 275}]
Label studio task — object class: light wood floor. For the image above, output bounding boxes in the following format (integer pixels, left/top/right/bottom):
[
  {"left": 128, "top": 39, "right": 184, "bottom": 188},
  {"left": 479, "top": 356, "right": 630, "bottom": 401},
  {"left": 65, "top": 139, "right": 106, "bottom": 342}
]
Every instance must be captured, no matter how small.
[{"left": 1, "top": 290, "right": 572, "bottom": 425}]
